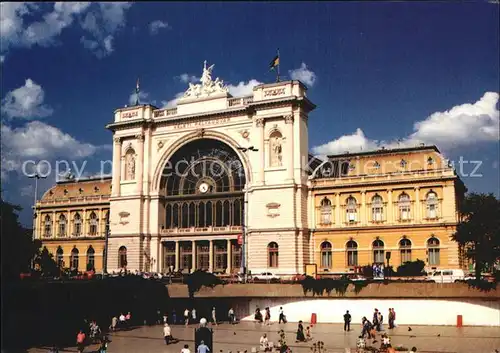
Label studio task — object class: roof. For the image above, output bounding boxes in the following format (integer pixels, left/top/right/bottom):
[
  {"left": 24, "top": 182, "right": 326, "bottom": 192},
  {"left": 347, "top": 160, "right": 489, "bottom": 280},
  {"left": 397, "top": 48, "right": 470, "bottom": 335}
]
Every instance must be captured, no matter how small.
[
  {"left": 40, "top": 177, "right": 112, "bottom": 201},
  {"left": 326, "top": 145, "right": 440, "bottom": 160}
]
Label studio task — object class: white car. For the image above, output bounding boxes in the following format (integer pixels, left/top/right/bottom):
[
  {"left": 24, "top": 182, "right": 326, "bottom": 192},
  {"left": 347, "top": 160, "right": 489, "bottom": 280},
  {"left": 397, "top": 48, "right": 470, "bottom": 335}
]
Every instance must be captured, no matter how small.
[
  {"left": 426, "top": 269, "right": 471, "bottom": 283},
  {"left": 252, "top": 272, "right": 280, "bottom": 281}
]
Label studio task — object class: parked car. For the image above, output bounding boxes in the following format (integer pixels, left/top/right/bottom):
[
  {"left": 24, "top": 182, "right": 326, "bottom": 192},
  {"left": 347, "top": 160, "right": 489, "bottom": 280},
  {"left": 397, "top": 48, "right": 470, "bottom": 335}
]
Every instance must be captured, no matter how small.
[
  {"left": 253, "top": 272, "right": 280, "bottom": 282},
  {"left": 426, "top": 269, "right": 470, "bottom": 283}
]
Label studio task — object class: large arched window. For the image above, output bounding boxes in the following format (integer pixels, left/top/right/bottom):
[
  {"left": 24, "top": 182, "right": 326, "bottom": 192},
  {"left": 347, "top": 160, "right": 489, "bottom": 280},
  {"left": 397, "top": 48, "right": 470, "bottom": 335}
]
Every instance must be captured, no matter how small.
[
  {"left": 118, "top": 246, "right": 127, "bottom": 268},
  {"left": 74, "top": 213, "right": 82, "bottom": 236},
  {"left": 399, "top": 238, "right": 412, "bottom": 264},
  {"left": 268, "top": 242, "right": 279, "bottom": 268},
  {"left": 89, "top": 212, "right": 98, "bottom": 236},
  {"left": 426, "top": 191, "right": 438, "bottom": 219},
  {"left": 427, "top": 237, "right": 440, "bottom": 266},
  {"left": 320, "top": 197, "right": 332, "bottom": 225},
  {"left": 398, "top": 193, "right": 411, "bottom": 221},
  {"left": 44, "top": 215, "right": 52, "bottom": 237},
  {"left": 86, "top": 246, "right": 95, "bottom": 270},
  {"left": 320, "top": 241, "right": 332, "bottom": 268},
  {"left": 58, "top": 214, "right": 67, "bottom": 237},
  {"left": 56, "top": 247, "right": 64, "bottom": 267},
  {"left": 346, "top": 240, "right": 358, "bottom": 266},
  {"left": 372, "top": 239, "right": 385, "bottom": 264},
  {"left": 346, "top": 196, "right": 358, "bottom": 223},
  {"left": 70, "top": 248, "right": 79, "bottom": 270},
  {"left": 371, "top": 195, "right": 384, "bottom": 222}
]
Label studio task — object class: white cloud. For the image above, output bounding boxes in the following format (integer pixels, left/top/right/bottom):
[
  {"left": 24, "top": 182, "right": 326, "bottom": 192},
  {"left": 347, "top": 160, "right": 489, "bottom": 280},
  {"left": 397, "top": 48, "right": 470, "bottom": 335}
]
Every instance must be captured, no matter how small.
[
  {"left": 312, "top": 92, "right": 500, "bottom": 156},
  {"left": 227, "top": 79, "right": 262, "bottom": 97},
  {"left": 1, "top": 79, "right": 53, "bottom": 119},
  {"left": 0, "top": 55, "right": 5, "bottom": 63},
  {"left": 161, "top": 92, "right": 185, "bottom": 108},
  {"left": 149, "top": 20, "right": 169, "bottom": 35},
  {"left": 0, "top": 2, "right": 132, "bottom": 58},
  {"left": 128, "top": 90, "right": 149, "bottom": 106},
  {"left": 289, "top": 63, "right": 317, "bottom": 87},
  {"left": 177, "top": 73, "right": 199, "bottom": 84}
]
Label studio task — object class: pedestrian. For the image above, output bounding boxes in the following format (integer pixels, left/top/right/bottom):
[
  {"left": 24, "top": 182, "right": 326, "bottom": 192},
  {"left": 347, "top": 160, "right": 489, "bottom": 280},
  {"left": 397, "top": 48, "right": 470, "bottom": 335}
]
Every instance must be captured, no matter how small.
[
  {"left": 172, "top": 309, "right": 177, "bottom": 324},
  {"left": 126, "top": 312, "right": 132, "bottom": 326},
  {"left": 260, "top": 333, "right": 270, "bottom": 351},
  {"left": 110, "top": 316, "right": 118, "bottom": 332},
  {"left": 76, "top": 329, "right": 86, "bottom": 353},
  {"left": 343, "top": 310, "right": 351, "bottom": 331},
  {"left": 119, "top": 313, "right": 126, "bottom": 328},
  {"left": 197, "top": 340, "right": 210, "bottom": 353},
  {"left": 163, "top": 313, "right": 169, "bottom": 324},
  {"left": 212, "top": 307, "right": 218, "bottom": 325},
  {"left": 228, "top": 307, "right": 235, "bottom": 324},
  {"left": 278, "top": 306, "right": 285, "bottom": 324},
  {"left": 392, "top": 308, "right": 396, "bottom": 328},
  {"left": 164, "top": 323, "right": 173, "bottom": 345},
  {"left": 157, "top": 308, "right": 162, "bottom": 324},
  {"left": 305, "top": 326, "right": 312, "bottom": 341},
  {"left": 184, "top": 308, "right": 190, "bottom": 326},
  {"left": 181, "top": 344, "right": 191, "bottom": 353},
  {"left": 99, "top": 335, "right": 110, "bottom": 353},
  {"left": 192, "top": 308, "right": 197, "bottom": 322},
  {"left": 388, "top": 308, "right": 395, "bottom": 329},
  {"left": 295, "top": 320, "right": 306, "bottom": 342},
  {"left": 377, "top": 311, "right": 384, "bottom": 331},
  {"left": 372, "top": 309, "right": 380, "bottom": 332},
  {"left": 264, "top": 307, "right": 271, "bottom": 326}
]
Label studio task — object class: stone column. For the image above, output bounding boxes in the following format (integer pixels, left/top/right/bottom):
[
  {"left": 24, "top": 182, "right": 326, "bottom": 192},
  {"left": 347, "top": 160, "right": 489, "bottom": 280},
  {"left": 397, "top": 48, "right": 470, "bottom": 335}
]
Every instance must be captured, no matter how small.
[
  {"left": 226, "top": 239, "right": 232, "bottom": 274},
  {"left": 209, "top": 239, "right": 214, "bottom": 273},
  {"left": 335, "top": 193, "right": 341, "bottom": 226},
  {"left": 175, "top": 241, "right": 180, "bottom": 271},
  {"left": 136, "top": 134, "right": 144, "bottom": 194},
  {"left": 256, "top": 118, "right": 265, "bottom": 183},
  {"left": 387, "top": 189, "right": 393, "bottom": 224},
  {"left": 192, "top": 241, "right": 196, "bottom": 273},
  {"left": 285, "top": 115, "right": 294, "bottom": 181},
  {"left": 82, "top": 209, "right": 87, "bottom": 236},
  {"left": 360, "top": 191, "right": 366, "bottom": 225},
  {"left": 67, "top": 210, "right": 71, "bottom": 236},
  {"left": 112, "top": 137, "right": 121, "bottom": 197},
  {"left": 414, "top": 187, "right": 421, "bottom": 223}
]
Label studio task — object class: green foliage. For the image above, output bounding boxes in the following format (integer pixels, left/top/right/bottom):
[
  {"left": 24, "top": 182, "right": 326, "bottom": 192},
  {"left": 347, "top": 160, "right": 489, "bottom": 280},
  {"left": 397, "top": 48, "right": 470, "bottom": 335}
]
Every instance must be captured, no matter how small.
[
  {"left": 300, "top": 276, "right": 356, "bottom": 296},
  {"left": 353, "top": 280, "right": 369, "bottom": 294},
  {"left": 466, "top": 279, "right": 497, "bottom": 292},
  {"left": 453, "top": 193, "right": 500, "bottom": 281},
  {"left": 396, "top": 259, "right": 426, "bottom": 276},
  {"left": 34, "top": 246, "right": 59, "bottom": 277},
  {"left": 184, "top": 270, "right": 223, "bottom": 298}
]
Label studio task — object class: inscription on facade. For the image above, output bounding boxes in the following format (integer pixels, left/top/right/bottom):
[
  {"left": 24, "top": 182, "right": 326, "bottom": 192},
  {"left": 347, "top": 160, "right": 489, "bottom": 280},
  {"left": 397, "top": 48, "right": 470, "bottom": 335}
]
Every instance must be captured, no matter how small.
[
  {"left": 264, "top": 88, "right": 286, "bottom": 98},
  {"left": 173, "top": 117, "right": 231, "bottom": 129},
  {"left": 121, "top": 111, "right": 139, "bottom": 119}
]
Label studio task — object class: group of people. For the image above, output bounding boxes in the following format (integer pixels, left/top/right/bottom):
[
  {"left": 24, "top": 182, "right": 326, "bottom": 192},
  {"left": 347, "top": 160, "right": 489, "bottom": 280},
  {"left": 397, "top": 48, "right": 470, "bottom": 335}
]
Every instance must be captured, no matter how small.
[
  {"left": 254, "top": 306, "right": 288, "bottom": 325},
  {"left": 372, "top": 263, "right": 385, "bottom": 279},
  {"left": 109, "top": 312, "right": 132, "bottom": 331}
]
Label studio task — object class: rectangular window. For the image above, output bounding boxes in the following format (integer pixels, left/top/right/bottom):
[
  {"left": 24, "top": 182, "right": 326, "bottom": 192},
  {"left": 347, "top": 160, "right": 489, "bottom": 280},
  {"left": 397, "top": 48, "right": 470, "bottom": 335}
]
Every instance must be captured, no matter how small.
[
  {"left": 400, "top": 249, "right": 411, "bottom": 263},
  {"left": 428, "top": 249, "right": 440, "bottom": 266},
  {"left": 374, "top": 250, "right": 384, "bottom": 264},
  {"left": 181, "top": 254, "right": 192, "bottom": 271},
  {"left": 428, "top": 205, "right": 437, "bottom": 219},
  {"left": 215, "top": 253, "right": 227, "bottom": 271},
  {"left": 321, "top": 252, "right": 332, "bottom": 268},
  {"left": 347, "top": 251, "right": 358, "bottom": 266}
]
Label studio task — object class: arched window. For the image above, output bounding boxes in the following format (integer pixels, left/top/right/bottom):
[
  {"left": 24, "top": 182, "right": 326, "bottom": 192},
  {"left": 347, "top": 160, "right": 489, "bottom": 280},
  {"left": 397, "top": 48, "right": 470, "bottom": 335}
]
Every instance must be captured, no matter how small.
[
  {"left": 74, "top": 213, "right": 82, "bottom": 236},
  {"left": 426, "top": 191, "right": 438, "bottom": 219},
  {"left": 269, "top": 130, "right": 283, "bottom": 167},
  {"left": 398, "top": 193, "right": 411, "bottom": 221},
  {"left": 70, "top": 248, "right": 79, "bottom": 270},
  {"left": 89, "top": 212, "right": 98, "bottom": 236},
  {"left": 320, "top": 241, "right": 332, "bottom": 268},
  {"left": 56, "top": 247, "right": 64, "bottom": 267},
  {"left": 371, "top": 195, "right": 384, "bottom": 222},
  {"left": 427, "top": 237, "right": 440, "bottom": 266},
  {"left": 268, "top": 242, "right": 279, "bottom": 268},
  {"left": 118, "top": 246, "right": 127, "bottom": 268},
  {"left": 372, "top": 239, "right": 385, "bottom": 264},
  {"left": 320, "top": 197, "right": 332, "bottom": 225},
  {"left": 346, "top": 197, "right": 357, "bottom": 223},
  {"left": 346, "top": 240, "right": 358, "bottom": 266},
  {"left": 44, "top": 215, "right": 52, "bottom": 237},
  {"left": 86, "top": 246, "right": 95, "bottom": 270},
  {"left": 399, "top": 238, "right": 412, "bottom": 263},
  {"left": 58, "top": 215, "right": 67, "bottom": 237}
]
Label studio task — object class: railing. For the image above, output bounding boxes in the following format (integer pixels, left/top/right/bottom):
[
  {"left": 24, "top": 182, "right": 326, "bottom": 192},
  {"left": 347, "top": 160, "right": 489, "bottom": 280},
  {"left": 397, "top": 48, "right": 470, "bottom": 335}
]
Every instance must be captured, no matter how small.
[
  {"left": 160, "top": 225, "right": 242, "bottom": 235},
  {"left": 228, "top": 96, "right": 253, "bottom": 107},
  {"left": 153, "top": 107, "right": 177, "bottom": 118},
  {"left": 39, "top": 195, "right": 110, "bottom": 205}
]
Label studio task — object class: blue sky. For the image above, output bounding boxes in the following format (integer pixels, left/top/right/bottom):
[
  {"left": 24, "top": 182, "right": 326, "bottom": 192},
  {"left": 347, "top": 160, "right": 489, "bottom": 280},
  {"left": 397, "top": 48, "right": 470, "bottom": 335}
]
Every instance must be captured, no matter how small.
[{"left": 1, "top": 2, "right": 499, "bottom": 226}]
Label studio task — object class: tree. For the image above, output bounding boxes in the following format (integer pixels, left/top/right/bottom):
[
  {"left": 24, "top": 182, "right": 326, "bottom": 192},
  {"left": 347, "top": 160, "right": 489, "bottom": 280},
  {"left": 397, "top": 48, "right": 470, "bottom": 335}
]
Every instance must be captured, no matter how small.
[
  {"left": 453, "top": 193, "right": 500, "bottom": 280},
  {"left": 0, "top": 199, "right": 39, "bottom": 280}
]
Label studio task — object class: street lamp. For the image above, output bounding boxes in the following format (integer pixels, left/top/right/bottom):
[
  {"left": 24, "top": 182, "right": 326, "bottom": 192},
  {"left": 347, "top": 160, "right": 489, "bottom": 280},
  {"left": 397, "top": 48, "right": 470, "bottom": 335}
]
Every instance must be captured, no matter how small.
[
  {"left": 236, "top": 146, "right": 258, "bottom": 278},
  {"left": 29, "top": 173, "right": 47, "bottom": 269}
]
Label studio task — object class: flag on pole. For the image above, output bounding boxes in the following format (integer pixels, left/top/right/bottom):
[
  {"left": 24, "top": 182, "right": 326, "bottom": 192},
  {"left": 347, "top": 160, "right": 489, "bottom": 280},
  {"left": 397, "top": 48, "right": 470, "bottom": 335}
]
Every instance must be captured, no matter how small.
[
  {"left": 135, "top": 78, "right": 140, "bottom": 105},
  {"left": 136, "top": 78, "right": 140, "bottom": 94},
  {"left": 269, "top": 55, "right": 279, "bottom": 70}
]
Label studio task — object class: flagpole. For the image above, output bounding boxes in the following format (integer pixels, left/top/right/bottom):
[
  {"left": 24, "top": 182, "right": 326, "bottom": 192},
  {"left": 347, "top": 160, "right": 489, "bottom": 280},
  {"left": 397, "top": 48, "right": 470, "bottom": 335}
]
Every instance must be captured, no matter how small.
[
  {"left": 276, "top": 48, "right": 280, "bottom": 83},
  {"left": 135, "top": 78, "right": 140, "bottom": 105}
]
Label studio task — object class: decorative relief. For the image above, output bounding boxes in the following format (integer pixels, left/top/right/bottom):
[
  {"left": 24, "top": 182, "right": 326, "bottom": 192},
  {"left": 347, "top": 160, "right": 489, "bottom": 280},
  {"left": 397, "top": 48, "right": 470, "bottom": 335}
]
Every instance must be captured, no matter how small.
[
  {"left": 269, "top": 131, "right": 283, "bottom": 167},
  {"left": 240, "top": 130, "right": 250, "bottom": 140},
  {"left": 113, "top": 137, "right": 121, "bottom": 144},
  {"left": 255, "top": 118, "right": 264, "bottom": 127},
  {"left": 136, "top": 134, "right": 145, "bottom": 141},
  {"left": 119, "top": 211, "right": 130, "bottom": 225},
  {"left": 121, "top": 110, "right": 139, "bottom": 119},
  {"left": 263, "top": 87, "right": 286, "bottom": 98},
  {"left": 125, "top": 150, "right": 136, "bottom": 180},
  {"left": 266, "top": 202, "right": 281, "bottom": 218},
  {"left": 284, "top": 115, "right": 294, "bottom": 124},
  {"left": 196, "top": 128, "right": 206, "bottom": 138},
  {"left": 183, "top": 61, "right": 228, "bottom": 99},
  {"left": 157, "top": 140, "right": 166, "bottom": 151}
]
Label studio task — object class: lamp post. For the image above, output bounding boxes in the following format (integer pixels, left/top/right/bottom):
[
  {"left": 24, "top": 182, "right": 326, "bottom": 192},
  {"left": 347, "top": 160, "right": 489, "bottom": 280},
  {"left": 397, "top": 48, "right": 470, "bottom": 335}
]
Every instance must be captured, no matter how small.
[
  {"left": 29, "top": 173, "right": 46, "bottom": 269},
  {"left": 236, "top": 146, "right": 258, "bottom": 279}
]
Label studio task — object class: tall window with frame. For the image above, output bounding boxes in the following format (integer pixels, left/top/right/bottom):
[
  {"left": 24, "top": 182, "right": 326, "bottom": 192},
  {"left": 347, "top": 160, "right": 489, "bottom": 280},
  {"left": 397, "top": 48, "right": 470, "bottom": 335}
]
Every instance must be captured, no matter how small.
[
  {"left": 346, "top": 240, "right": 358, "bottom": 267},
  {"left": 346, "top": 197, "right": 358, "bottom": 223},
  {"left": 164, "top": 242, "right": 176, "bottom": 271},
  {"left": 86, "top": 246, "right": 95, "bottom": 270},
  {"left": 44, "top": 215, "right": 52, "bottom": 237},
  {"left": 398, "top": 193, "right": 411, "bottom": 221},
  {"left": 74, "top": 213, "right": 82, "bottom": 236},
  {"left": 118, "top": 246, "right": 127, "bottom": 268},
  {"left": 320, "top": 241, "right": 333, "bottom": 268},
  {"left": 89, "top": 212, "right": 98, "bottom": 236},
  {"left": 426, "top": 191, "right": 438, "bottom": 219},
  {"left": 56, "top": 247, "right": 64, "bottom": 267},
  {"left": 70, "top": 248, "right": 79, "bottom": 270},
  {"left": 268, "top": 242, "right": 279, "bottom": 268},
  {"left": 320, "top": 197, "right": 332, "bottom": 225},
  {"left": 427, "top": 237, "right": 440, "bottom": 266},
  {"left": 372, "top": 239, "right": 385, "bottom": 264},
  {"left": 58, "top": 215, "right": 67, "bottom": 237},
  {"left": 371, "top": 195, "right": 384, "bottom": 222},
  {"left": 399, "top": 238, "right": 412, "bottom": 264}
]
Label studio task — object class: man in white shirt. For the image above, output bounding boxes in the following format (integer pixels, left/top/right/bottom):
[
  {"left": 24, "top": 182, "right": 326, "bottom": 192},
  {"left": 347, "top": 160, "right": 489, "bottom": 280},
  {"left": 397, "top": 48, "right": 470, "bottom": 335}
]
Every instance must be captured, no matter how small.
[
  {"left": 119, "top": 313, "right": 126, "bottom": 328},
  {"left": 184, "top": 309, "right": 190, "bottom": 326},
  {"left": 181, "top": 344, "right": 191, "bottom": 353},
  {"left": 211, "top": 307, "right": 218, "bottom": 326},
  {"left": 260, "top": 334, "right": 269, "bottom": 351},
  {"left": 164, "top": 323, "right": 172, "bottom": 345},
  {"left": 278, "top": 307, "right": 285, "bottom": 324}
]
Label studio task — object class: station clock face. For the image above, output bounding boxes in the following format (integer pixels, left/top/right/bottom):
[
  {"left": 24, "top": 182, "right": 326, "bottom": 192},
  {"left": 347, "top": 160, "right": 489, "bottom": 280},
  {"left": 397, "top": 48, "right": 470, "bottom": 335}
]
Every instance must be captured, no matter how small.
[{"left": 199, "top": 182, "right": 210, "bottom": 194}]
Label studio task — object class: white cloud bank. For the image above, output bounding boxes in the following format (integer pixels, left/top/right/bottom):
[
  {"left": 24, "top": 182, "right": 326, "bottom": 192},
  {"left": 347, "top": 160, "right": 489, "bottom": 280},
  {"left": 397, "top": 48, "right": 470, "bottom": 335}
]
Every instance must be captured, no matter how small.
[
  {"left": 149, "top": 20, "right": 169, "bottom": 35},
  {"left": 312, "top": 92, "right": 500, "bottom": 156},
  {"left": 1, "top": 79, "right": 53, "bottom": 119},
  {"left": 289, "top": 62, "right": 317, "bottom": 87},
  {"left": 0, "top": 2, "right": 132, "bottom": 59}
]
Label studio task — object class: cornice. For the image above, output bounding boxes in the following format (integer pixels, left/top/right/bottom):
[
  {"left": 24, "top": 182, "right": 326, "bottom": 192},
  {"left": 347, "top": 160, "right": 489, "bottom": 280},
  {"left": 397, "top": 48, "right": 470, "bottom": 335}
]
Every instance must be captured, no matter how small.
[{"left": 312, "top": 222, "right": 458, "bottom": 233}]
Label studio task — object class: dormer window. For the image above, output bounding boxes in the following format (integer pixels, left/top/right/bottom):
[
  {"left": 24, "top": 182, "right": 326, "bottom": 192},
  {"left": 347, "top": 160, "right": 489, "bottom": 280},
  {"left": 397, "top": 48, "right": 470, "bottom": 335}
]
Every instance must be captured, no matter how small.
[
  {"left": 373, "top": 161, "right": 380, "bottom": 169},
  {"left": 400, "top": 159, "right": 407, "bottom": 168},
  {"left": 79, "top": 188, "right": 84, "bottom": 194},
  {"left": 94, "top": 186, "right": 99, "bottom": 193},
  {"left": 348, "top": 163, "right": 355, "bottom": 171},
  {"left": 49, "top": 190, "right": 54, "bottom": 196},
  {"left": 427, "top": 157, "right": 434, "bottom": 165},
  {"left": 63, "top": 189, "right": 68, "bottom": 195}
]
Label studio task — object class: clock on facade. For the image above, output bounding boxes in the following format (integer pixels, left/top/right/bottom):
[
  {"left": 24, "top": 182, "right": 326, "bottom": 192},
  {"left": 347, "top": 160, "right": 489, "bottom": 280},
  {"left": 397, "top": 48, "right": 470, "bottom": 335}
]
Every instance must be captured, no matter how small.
[{"left": 198, "top": 182, "right": 210, "bottom": 194}]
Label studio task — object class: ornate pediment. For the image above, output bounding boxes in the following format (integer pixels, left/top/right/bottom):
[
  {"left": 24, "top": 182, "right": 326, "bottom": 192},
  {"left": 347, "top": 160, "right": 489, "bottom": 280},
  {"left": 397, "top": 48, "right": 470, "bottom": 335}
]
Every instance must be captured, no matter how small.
[{"left": 181, "top": 61, "right": 229, "bottom": 99}]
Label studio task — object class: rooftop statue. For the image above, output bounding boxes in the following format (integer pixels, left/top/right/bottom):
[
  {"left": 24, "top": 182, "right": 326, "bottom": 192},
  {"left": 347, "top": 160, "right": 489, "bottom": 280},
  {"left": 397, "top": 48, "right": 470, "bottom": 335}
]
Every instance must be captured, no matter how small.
[{"left": 183, "top": 61, "right": 228, "bottom": 98}]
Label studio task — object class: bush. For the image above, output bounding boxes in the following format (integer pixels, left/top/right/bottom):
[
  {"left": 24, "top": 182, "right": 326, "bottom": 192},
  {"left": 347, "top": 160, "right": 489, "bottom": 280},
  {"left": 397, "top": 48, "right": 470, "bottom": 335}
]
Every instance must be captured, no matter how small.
[
  {"left": 396, "top": 259, "right": 426, "bottom": 277},
  {"left": 184, "top": 270, "right": 223, "bottom": 298}
]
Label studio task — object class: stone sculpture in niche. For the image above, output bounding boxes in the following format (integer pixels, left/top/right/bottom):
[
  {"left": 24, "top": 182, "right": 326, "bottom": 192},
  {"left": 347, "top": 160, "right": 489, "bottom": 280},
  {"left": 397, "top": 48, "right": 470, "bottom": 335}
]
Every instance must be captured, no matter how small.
[
  {"left": 126, "top": 151, "right": 136, "bottom": 180},
  {"left": 270, "top": 133, "right": 283, "bottom": 167}
]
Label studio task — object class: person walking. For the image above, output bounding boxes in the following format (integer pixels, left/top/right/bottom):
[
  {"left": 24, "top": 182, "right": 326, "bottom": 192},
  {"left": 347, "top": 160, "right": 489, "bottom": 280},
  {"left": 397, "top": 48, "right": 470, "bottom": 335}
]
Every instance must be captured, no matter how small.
[
  {"left": 372, "top": 309, "right": 380, "bottom": 332},
  {"left": 181, "top": 344, "right": 191, "bottom": 353},
  {"left": 278, "top": 306, "right": 286, "bottom": 324},
  {"left": 264, "top": 307, "right": 271, "bottom": 326},
  {"left": 184, "top": 308, "right": 190, "bottom": 326},
  {"left": 192, "top": 308, "right": 197, "bottom": 322},
  {"left": 164, "top": 323, "right": 173, "bottom": 345},
  {"left": 99, "top": 335, "right": 110, "bottom": 353},
  {"left": 343, "top": 310, "right": 351, "bottom": 331},
  {"left": 197, "top": 340, "right": 210, "bottom": 353},
  {"left": 388, "top": 308, "right": 395, "bottom": 329},
  {"left": 76, "top": 329, "right": 86, "bottom": 353},
  {"left": 211, "top": 307, "right": 218, "bottom": 326},
  {"left": 228, "top": 307, "right": 235, "bottom": 324},
  {"left": 295, "top": 321, "right": 306, "bottom": 342},
  {"left": 110, "top": 316, "right": 118, "bottom": 332}
]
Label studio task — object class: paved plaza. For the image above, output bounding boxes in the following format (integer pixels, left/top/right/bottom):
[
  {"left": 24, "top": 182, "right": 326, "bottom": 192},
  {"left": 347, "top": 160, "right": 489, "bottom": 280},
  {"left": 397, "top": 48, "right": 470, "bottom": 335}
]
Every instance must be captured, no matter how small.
[{"left": 29, "top": 321, "right": 500, "bottom": 353}]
